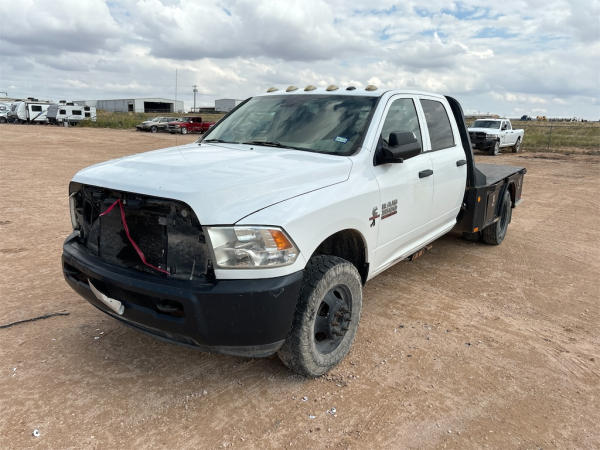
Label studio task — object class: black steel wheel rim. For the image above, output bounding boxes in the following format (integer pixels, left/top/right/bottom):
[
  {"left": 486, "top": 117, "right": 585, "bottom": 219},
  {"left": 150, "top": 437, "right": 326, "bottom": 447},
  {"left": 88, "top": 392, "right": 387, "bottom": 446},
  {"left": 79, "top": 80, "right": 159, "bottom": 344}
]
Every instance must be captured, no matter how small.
[
  {"left": 499, "top": 197, "right": 509, "bottom": 233},
  {"left": 313, "top": 285, "right": 353, "bottom": 354}
]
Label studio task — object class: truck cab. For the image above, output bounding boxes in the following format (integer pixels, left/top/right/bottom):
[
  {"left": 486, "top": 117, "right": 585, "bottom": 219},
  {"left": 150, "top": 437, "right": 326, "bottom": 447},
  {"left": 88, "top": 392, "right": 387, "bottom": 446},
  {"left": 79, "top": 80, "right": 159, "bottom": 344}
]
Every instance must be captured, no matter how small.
[{"left": 63, "top": 86, "right": 525, "bottom": 377}]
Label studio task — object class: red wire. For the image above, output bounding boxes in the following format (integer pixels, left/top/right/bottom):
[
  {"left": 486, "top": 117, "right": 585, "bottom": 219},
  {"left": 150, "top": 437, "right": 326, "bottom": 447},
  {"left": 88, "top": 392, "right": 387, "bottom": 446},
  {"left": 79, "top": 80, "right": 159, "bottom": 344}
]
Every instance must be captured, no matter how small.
[{"left": 100, "top": 199, "right": 170, "bottom": 275}]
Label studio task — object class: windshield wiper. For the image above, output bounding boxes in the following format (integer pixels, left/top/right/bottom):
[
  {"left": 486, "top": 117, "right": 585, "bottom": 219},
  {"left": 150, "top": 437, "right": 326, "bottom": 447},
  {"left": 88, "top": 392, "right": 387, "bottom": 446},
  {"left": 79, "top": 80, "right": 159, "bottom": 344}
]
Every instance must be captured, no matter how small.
[
  {"left": 241, "top": 140, "right": 309, "bottom": 151},
  {"left": 202, "top": 138, "right": 237, "bottom": 144},
  {"left": 241, "top": 140, "right": 286, "bottom": 147}
]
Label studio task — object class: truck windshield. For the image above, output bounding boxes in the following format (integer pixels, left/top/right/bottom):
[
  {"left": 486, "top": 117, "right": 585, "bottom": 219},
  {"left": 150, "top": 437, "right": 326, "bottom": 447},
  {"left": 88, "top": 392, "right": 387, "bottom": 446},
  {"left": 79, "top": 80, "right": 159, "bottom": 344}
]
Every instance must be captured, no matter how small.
[
  {"left": 473, "top": 120, "right": 501, "bottom": 129},
  {"left": 202, "top": 95, "right": 378, "bottom": 155}
]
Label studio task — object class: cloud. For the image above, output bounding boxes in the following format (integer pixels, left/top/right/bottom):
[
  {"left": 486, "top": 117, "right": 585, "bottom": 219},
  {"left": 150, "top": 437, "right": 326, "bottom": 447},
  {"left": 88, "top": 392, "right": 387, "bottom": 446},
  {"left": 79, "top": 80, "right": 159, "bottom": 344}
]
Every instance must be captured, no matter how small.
[{"left": 0, "top": 0, "right": 598, "bottom": 118}]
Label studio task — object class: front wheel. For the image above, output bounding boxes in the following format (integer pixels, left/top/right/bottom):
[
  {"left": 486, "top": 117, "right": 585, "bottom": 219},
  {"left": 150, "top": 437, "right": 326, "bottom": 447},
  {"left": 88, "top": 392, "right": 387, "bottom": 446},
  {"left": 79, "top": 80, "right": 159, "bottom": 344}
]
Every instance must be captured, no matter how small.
[
  {"left": 512, "top": 137, "right": 521, "bottom": 153},
  {"left": 278, "top": 255, "right": 363, "bottom": 377},
  {"left": 181, "top": 127, "right": 188, "bottom": 134},
  {"left": 150, "top": 126, "right": 157, "bottom": 133},
  {"left": 490, "top": 140, "right": 500, "bottom": 156}
]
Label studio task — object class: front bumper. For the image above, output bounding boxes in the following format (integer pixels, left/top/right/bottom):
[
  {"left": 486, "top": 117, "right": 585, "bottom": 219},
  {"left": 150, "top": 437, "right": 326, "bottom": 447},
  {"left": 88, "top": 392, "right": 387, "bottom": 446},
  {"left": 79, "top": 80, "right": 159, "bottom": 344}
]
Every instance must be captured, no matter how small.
[
  {"left": 470, "top": 137, "right": 497, "bottom": 150},
  {"left": 62, "top": 236, "right": 303, "bottom": 357}
]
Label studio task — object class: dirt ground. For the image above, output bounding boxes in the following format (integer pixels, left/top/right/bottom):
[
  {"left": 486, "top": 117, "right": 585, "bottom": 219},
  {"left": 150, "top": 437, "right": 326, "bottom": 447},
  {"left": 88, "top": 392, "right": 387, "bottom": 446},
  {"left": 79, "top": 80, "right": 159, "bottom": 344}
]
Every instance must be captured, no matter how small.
[{"left": 1, "top": 125, "right": 599, "bottom": 449}]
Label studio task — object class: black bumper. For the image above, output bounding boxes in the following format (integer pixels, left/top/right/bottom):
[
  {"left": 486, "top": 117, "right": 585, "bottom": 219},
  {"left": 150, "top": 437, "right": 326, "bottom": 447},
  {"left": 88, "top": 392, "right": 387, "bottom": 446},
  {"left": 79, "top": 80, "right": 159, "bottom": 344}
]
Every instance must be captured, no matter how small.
[
  {"left": 470, "top": 138, "right": 496, "bottom": 150},
  {"left": 62, "top": 235, "right": 303, "bottom": 357}
]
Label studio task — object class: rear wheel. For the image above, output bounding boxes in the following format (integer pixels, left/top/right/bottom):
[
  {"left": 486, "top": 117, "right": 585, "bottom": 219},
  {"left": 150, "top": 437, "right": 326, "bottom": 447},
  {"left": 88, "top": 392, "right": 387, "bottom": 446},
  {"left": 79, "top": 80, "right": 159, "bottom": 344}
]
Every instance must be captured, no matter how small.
[
  {"left": 482, "top": 190, "right": 512, "bottom": 245},
  {"left": 512, "top": 137, "right": 521, "bottom": 153},
  {"left": 278, "top": 255, "right": 362, "bottom": 377}
]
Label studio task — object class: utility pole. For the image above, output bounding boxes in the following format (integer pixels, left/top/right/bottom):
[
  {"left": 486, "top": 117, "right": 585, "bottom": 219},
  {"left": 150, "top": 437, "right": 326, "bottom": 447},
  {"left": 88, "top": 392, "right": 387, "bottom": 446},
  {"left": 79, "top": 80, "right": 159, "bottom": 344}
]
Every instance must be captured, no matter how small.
[{"left": 193, "top": 85, "right": 198, "bottom": 112}]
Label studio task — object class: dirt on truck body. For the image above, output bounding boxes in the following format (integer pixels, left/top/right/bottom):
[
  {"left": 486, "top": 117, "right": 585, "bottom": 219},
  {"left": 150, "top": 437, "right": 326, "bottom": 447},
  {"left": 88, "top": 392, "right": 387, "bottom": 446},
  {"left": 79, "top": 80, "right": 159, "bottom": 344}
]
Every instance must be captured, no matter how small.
[{"left": 0, "top": 126, "right": 598, "bottom": 449}]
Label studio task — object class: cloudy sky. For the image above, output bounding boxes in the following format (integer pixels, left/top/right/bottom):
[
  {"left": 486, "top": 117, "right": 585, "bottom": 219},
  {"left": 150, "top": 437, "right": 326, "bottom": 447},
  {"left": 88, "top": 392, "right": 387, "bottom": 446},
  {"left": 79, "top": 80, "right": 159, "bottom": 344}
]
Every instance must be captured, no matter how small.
[{"left": 1, "top": 0, "right": 598, "bottom": 118}]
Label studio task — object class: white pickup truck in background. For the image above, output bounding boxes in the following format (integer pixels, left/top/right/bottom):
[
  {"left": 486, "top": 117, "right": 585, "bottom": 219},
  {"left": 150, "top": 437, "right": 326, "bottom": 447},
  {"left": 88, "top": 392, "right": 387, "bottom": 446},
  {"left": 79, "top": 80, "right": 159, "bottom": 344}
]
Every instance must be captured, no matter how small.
[{"left": 468, "top": 118, "right": 524, "bottom": 155}]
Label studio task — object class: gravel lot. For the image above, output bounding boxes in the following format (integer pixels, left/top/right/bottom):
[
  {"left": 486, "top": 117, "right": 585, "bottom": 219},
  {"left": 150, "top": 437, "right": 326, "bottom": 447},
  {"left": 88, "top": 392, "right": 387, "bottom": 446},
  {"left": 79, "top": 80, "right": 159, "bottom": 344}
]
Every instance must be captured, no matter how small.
[{"left": 1, "top": 125, "right": 598, "bottom": 449}]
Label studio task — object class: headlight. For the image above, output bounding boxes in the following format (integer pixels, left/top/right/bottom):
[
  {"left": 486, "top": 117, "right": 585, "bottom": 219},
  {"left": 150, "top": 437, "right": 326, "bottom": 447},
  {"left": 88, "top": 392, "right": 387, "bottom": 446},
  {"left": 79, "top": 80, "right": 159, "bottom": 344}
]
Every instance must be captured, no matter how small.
[
  {"left": 486, "top": 133, "right": 496, "bottom": 139},
  {"left": 206, "top": 226, "right": 299, "bottom": 268},
  {"left": 69, "top": 192, "right": 78, "bottom": 229}
]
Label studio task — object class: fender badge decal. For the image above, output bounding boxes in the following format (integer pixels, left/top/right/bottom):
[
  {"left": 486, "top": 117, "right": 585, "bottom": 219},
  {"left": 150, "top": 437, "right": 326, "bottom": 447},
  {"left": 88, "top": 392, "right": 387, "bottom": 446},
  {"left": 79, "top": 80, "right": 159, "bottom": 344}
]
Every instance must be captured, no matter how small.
[
  {"left": 381, "top": 199, "right": 398, "bottom": 219},
  {"left": 369, "top": 207, "right": 380, "bottom": 227}
]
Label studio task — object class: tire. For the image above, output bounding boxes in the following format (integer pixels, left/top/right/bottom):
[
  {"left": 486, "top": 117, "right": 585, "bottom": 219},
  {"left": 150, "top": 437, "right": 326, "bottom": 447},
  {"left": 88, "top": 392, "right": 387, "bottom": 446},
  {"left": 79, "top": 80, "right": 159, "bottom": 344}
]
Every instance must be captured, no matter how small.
[
  {"left": 482, "top": 190, "right": 512, "bottom": 245},
  {"left": 278, "top": 255, "right": 363, "bottom": 377},
  {"left": 490, "top": 140, "right": 500, "bottom": 156},
  {"left": 181, "top": 127, "right": 188, "bottom": 134},
  {"left": 150, "top": 126, "right": 157, "bottom": 133},
  {"left": 512, "top": 137, "right": 521, "bottom": 153}
]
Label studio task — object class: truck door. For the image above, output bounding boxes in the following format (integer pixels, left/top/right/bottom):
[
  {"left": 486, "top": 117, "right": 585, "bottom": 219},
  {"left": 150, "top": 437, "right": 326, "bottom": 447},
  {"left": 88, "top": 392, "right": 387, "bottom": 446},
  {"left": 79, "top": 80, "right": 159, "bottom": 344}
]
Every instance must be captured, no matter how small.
[
  {"left": 419, "top": 97, "right": 467, "bottom": 229},
  {"left": 372, "top": 96, "right": 434, "bottom": 269},
  {"left": 504, "top": 121, "right": 517, "bottom": 145}
]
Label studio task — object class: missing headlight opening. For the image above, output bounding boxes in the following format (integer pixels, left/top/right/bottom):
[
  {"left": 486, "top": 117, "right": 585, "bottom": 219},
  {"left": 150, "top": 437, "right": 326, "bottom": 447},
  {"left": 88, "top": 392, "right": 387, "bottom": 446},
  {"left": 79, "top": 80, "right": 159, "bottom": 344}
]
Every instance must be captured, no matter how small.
[{"left": 69, "top": 182, "right": 210, "bottom": 280}]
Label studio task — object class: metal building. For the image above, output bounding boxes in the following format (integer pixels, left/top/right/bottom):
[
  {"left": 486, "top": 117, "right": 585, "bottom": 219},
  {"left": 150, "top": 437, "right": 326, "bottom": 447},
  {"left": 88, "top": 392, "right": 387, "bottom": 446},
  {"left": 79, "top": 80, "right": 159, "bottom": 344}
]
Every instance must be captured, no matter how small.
[
  {"left": 215, "top": 98, "right": 243, "bottom": 112},
  {"left": 75, "top": 98, "right": 184, "bottom": 113}
]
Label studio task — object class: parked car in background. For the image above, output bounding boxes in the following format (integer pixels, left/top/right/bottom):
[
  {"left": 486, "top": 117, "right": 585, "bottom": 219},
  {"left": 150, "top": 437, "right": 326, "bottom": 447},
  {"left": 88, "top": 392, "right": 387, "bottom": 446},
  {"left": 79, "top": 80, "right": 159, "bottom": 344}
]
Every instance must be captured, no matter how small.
[
  {"left": 136, "top": 116, "right": 179, "bottom": 132},
  {"left": 520, "top": 115, "right": 532, "bottom": 121},
  {"left": 468, "top": 118, "right": 524, "bottom": 155},
  {"left": 168, "top": 116, "right": 215, "bottom": 134}
]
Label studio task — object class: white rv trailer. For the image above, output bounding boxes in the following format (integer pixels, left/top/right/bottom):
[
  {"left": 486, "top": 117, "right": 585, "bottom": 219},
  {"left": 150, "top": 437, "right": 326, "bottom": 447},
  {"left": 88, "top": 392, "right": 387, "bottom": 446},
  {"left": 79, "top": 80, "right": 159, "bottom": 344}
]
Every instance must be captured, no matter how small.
[
  {"left": 0, "top": 102, "right": 11, "bottom": 122},
  {"left": 8, "top": 100, "right": 51, "bottom": 123},
  {"left": 48, "top": 104, "right": 97, "bottom": 125}
]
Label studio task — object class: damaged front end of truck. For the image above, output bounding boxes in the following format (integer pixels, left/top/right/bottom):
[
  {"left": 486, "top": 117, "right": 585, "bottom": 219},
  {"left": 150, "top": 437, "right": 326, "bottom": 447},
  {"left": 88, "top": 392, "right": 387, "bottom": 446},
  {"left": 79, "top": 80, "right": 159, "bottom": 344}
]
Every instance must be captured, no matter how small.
[{"left": 62, "top": 182, "right": 302, "bottom": 355}]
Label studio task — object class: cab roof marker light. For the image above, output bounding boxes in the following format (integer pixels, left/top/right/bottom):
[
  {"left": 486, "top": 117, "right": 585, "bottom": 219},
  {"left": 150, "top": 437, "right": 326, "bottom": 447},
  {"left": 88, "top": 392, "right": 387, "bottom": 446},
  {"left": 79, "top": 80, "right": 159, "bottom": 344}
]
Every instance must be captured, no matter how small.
[
  {"left": 304, "top": 85, "right": 317, "bottom": 91},
  {"left": 326, "top": 85, "right": 339, "bottom": 91},
  {"left": 365, "top": 85, "right": 378, "bottom": 91},
  {"left": 286, "top": 85, "right": 298, "bottom": 92},
  {"left": 266, "top": 87, "right": 278, "bottom": 93},
  {"left": 346, "top": 86, "right": 356, "bottom": 91}
]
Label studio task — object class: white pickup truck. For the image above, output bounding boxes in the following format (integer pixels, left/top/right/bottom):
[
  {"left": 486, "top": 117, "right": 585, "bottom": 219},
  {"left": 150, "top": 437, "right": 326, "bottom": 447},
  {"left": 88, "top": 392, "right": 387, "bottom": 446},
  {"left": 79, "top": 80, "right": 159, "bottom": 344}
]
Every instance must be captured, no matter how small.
[
  {"left": 468, "top": 118, "right": 524, "bottom": 155},
  {"left": 63, "top": 86, "right": 526, "bottom": 377}
]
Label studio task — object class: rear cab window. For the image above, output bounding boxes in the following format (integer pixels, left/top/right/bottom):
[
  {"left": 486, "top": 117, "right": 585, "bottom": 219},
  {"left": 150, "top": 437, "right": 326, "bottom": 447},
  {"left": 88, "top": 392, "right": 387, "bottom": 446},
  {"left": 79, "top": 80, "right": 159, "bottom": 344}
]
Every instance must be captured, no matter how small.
[{"left": 420, "top": 99, "right": 455, "bottom": 151}]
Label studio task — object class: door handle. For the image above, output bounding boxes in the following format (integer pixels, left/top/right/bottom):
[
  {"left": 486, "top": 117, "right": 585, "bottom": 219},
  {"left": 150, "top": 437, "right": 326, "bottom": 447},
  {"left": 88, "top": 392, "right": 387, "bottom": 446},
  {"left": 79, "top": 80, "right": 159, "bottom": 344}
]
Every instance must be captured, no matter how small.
[
  {"left": 419, "top": 169, "right": 433, "bottom": 178},
  {"left": 456, "top": 159, "right": 467, "bottom": 167}
]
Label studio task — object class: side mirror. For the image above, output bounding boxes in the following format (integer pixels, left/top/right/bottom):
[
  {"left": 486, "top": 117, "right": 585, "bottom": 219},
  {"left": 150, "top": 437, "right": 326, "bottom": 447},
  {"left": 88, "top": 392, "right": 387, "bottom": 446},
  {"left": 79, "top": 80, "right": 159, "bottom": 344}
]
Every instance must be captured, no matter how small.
[{"left": 375, "top": 131, "right": 422, "bottom": 165}]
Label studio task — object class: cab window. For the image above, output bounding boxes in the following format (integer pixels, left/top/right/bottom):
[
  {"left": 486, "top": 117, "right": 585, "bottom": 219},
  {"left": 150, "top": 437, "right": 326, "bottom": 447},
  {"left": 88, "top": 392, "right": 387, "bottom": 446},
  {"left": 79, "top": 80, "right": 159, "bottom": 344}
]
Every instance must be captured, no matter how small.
[
  {"left": 420, "top": 99, "right": 455, "bottom": 151},
  {"left": 380, "top": 98, "right": 422, "bottom": 149}
]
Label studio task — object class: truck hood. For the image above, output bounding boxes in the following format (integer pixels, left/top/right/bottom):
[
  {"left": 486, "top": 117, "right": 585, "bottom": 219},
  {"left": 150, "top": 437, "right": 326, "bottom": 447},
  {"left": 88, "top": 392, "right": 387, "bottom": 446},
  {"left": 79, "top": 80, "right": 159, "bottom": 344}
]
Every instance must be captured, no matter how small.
[
  {"left": 468, "top": 127, "right": 500, "bottom": 134},
  {"left": 72, "top": 142, "right": 353, "bottom": 224}
]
